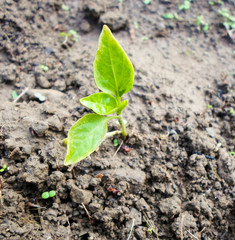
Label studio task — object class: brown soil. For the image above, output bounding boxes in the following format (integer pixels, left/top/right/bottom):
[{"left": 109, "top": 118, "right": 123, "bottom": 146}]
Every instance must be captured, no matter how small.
[{"left": 0, "top": 0, "right": 235, "bottom": 239}]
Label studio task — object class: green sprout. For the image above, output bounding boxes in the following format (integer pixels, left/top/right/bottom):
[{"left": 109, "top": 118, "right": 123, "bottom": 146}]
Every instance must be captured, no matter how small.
[
  {"left": 113, "top": 139, "right": 119, "bottom": 147},
  {"left": 143, "top": 0, "right": 151, "bottom": 5},
  {"left": 178, "top": 0, "right": 191, "bottom": 11},
  {"left": 162, "top": 13, "right": 175, "bottom": 20},
  {"left": 230, "top": 151, "right": 235, "bottom": 156},
  {"left": 162, "top": 13, "right": 181, "bottom": 20},
  {"left": 40, "top": 64, "right": 49, "bottom": 72},
  {"left": 0, "top": 165, "right": 7, "bottom": 172},
  {"left": 218, "top": 9, "right": 235, "bottom": 31},
  {"left": 61, "top": 4, "right": 70, "bottom": 11},
  {"left": 41, "top": 190, "right": 56, "bottom": 199},
  {"left": 64, "top": 25, "right": 134, "bottom": 166},
  {"left": 196, "top": 15, "right": 209, "bottom": 32},
  {"left": 229, "top": 109, "right": 234, "bottom": 115},
  {"left": 209, "top": 0, "right": 223, "bottom": 5},
  {"left": 60, "top": 29, "right": 80, "bottom": 46},
  {"left": 12, "top": 90, "right": 18, "bottom": 100},
  {"left": 208, "top": 104, "right": 213, "bottom": 109}
]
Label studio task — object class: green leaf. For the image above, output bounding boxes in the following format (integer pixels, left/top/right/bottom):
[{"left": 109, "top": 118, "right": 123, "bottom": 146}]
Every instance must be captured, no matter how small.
[
  {"left": 143, "top": 0, "right": 151, "bottom": 4},
  {"left": 162, "top": 13, "right": 175, "bottom": 19},
  {"left": 94, "top": 25, "right": 134, "bottom": 99},
  {"left": 65, "top": 114, "right": 111, "bottom": 165},
  {"left": 41, "top": 192, "right": 50, "bottom": 199},
  {"left": 80, "top": 92, "right": 119, "bottom": 115},
  {"left": 49, "top": 190, "right": 56, "bottom": 198},
  {"left": 12, "top": 90, "right": 18, "bottom": 99},
  {"left": 62, "top": 4, "right": 70, "bottom": 11}
]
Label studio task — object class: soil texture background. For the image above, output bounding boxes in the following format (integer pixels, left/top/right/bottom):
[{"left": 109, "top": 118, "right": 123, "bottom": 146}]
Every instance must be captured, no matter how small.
[{"left": 0, "top": 0, "right": 235, "bottom": 239}]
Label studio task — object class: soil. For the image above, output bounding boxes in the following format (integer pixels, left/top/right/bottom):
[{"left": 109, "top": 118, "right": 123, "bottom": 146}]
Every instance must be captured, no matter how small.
[{"left": 0, "top": 0, "right": 235, "bottom": 239}]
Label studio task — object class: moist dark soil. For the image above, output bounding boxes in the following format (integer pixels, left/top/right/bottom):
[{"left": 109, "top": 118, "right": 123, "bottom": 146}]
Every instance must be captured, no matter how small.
[{"left": 0, "top": 0, "right": 235, "bottom": 239}]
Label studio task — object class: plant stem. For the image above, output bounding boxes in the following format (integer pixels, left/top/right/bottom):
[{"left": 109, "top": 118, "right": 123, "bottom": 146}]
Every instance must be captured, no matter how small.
[
  {"left": 118, "top": 114, "right": 127, "bottom": 140},
  {"left": 106, "top": 130, "right": 122, "bottom": 138}
]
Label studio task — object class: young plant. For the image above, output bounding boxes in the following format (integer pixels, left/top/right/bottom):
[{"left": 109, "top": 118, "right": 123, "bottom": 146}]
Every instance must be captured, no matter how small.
[
  {"left": 41, "top": 190, "right": 56, "bottom": 199},
  {"left": 64, "top": 25, "right": 134, "bottom": 166},
  {"left": 60, "top": 29, "right": 80, "bottom": 47}
]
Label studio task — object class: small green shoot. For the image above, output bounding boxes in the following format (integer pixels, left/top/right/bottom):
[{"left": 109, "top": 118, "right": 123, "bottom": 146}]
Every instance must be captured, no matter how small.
[
  {"left": 41, "top": 190, "right": 56, "bottom": 199},
  {"left": 142, "top": 36, "right": 149, "bottom": 41},
  {"left": 229, "top": 109, "right": 234, "bottom": 115},
  {"left": 196, "top": 15, "right": 209, "bottom": 32},
  {"left": 162, "top": 13, "right": 182, "bottom": 20},
  {"left": 0, "top": 165, "right": 7, "bottom": 172},
  {"left": 162, "top": 13, "right": 175, "bottom": 20},
  {"left": 143, "top": 0, "right": 151, "bottom": 4},
  {"left": 40, "top": 64, "right": 49, "bottom": 72},
  {"left": 61, "top": 4, "right": 70, "bottom": 11},
  {"left": 218, "top": 9, "right": 235, "bottom": 31},
  {"left": 60, "top": 29, "right": 80, "bottom": 46},
  {"left": 64, "top": 25, "right": 134, "bottom": 166},
  {"left": 209, "top": 0, "right": 223, "bottom": 5},
  {"left": 12, "top": 90, "right": 18, "bottom": 100},
  {"left": 178, "top": 0, "right": 191, "bottom": 11},
  {"left": 208, "top": 104, "right": 213, "bottom": 109},
  {"left": 230, "top": 151, "right": 235, "bottom": 156},
  {"left": 134, "top": 22, "right": 139, "bottom": 29},
  {"left": 113, "top": 139, "right": 119, "bottom": 147}
]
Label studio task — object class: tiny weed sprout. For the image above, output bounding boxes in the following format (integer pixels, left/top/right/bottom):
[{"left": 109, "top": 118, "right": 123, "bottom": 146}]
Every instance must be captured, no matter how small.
[
  {"left": 41, "top": 190, "right": 56, "bottom": 199},
  {"left": 196, "top": 15, "right": 209, "bottom": 32},
  {"left": 230, "top": 151, "right": 235, "bottom": 156},
  {"left": 40, "top": 64, "right": 49, "bottom": 72},
  {"left": 12, "top": 90, "right": 18, "bottom": 100},
  {"left": 60, "top": 29, "right": 80, "bottom": 46},
  {"left": 143, "top": 0, "right": 152, "bottom": 5},
  {"left": 113, "top": 139, "right": 119, "bottom": 147},
  {"left": 218, "top": 9, "right": 235, "bottom": 31},
  {"left": 0, "top": 165, "right": 7, "bottom": 173},
  {"left": 64, "top": 25, "right": 134, "bottom": 166},
  {"left": 178, "top": 0, "right": 191, "bottom": 11}
]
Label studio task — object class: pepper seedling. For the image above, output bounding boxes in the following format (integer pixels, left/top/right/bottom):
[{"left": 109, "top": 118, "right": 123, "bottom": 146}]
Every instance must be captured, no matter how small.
[{"left": 64, "top": 25, "right": 134, "bottom": 165}]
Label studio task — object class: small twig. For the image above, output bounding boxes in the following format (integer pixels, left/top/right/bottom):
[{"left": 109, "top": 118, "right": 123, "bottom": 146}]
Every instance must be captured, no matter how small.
[
  {"left": 106, "top": 130, "right": 122, "bottom": 138},
  {"left": 112, "top": 140, "right": 124, "bottom": 159},
  {"left": 143, "top": 212, "right": 159, "bottom": 240},
  {"left": 13, "top": 87, "right": 29, "bottom": 103},
  {"left": 127, "top": 219, "right": 135, "bottom": 240},
  {"left": 186, "top": 230, "right": 199, "bottom": 240},
  {"left": 199, "top": 227, "right": 206, "bottom": 233},
  {"left": 180, "top": 214, "right": 185, "bottom": 240},
  {"left": 81, "top": 202, "right": 92, "bottom": 223}
]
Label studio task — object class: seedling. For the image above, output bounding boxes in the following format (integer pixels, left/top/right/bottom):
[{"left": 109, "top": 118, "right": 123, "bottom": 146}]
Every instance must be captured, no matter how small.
[
  {"left": 64, "top": 25, "right": 134, "bottom": 166},
  {"left": 196, "top": 15, "right": 209, "bottom": 32},
  {"left": 60, "top": 29, "right": 80, "bottom": 46},
  {"left": 218, "top": 9, "right": 235, "bottom": 32},
  {"left": 143, "top": 0, "right": 151, "bottom": 5},
  {"left": 208, "top": 104, "right": 213, "bottom": 109},
  {"left": 178, "top": 0, "right": 191, "bottom": 11},
  {"left": 0, "top": 165, "right": 7, "bottom": 173},
  {"left": 12, "top": 90, "right": 18, "bottom": 100},
  {"left": 229, "top": 109, "right": 234, "bottom": 115},
  {"left": 113, "top": 139, "right": 119, "bottom": 147},
  {"left": 41, "top": 190, "right": 56, "bottom": 199},
  {"left": 61, "top": 4, "right": 70, "bottom": 11},
  {"left": 230, "top": 151, "right": 235, "bottom": 156},
  {"left": 162, "top": 13, "right": 181, "bottom": 20},
  {"left": 40, "top": 64, "right": 49, "bottom": 72}
]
